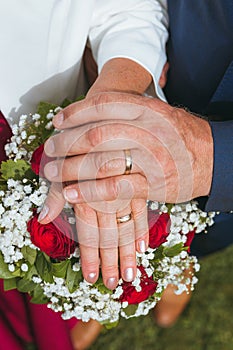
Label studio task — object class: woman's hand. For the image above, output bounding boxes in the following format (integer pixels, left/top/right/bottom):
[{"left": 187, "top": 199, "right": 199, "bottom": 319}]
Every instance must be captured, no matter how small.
[{"left": 38, "top": 58, "right": 153, "bottom": 288}]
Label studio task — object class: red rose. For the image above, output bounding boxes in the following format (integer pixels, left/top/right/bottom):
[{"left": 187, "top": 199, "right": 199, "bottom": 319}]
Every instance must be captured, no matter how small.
[
  {"left": 148, "top": 210, "right": 171, "bottom": 248},
  {"left": 31, "top": 144, "right": 55, "bottom": 177},
  {"left": 27, "top": 213, "right": 77, "bottom": 260},
  {"left": 120, "top": 266, "right": 157, "bottom": 304},
  {"left": 0, "top": 110, "right": 12, "bottom": 162},
  {"left": 184, "top": 230, "right": 196, "bottom": 253}
]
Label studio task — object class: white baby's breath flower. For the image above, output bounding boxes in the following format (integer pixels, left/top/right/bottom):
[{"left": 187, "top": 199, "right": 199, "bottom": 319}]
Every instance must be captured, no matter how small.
[
  {"left": 21, "top": 263, "right": 29, "bottom": 272},
  {"left": 8, "top": 264, "right": 15, "bottom": 272}
]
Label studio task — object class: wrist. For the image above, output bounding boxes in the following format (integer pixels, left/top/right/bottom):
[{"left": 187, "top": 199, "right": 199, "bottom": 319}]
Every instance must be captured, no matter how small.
[
  {"left": 87, "top": 58, "right": 152, "bottom": 97},
  {"left": 191, "top": 117, "right": 214, "bottom": 198}
]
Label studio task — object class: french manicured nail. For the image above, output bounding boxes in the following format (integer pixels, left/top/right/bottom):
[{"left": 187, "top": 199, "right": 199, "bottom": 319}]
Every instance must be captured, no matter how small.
[
  {"left": 124, "top": 268, "right": 134, "bottom": 282},
  {"left": 38, "top": 205, "right": 49, "bottom": 222},
  {"left": 54, "top": 112, "right": 64, "bottom": 126},
  {"left": 45, "top": 139, "right": 55, "bottom": 154},
  {"left": 64, "top": 188, "right": 78, "bottom": 201},
  {"left": 87, "top": 272, "right": 97, "bottom": 283},
  {"left": 45, "top": 163, "right": 58, "bottom": 178},
  {"left": 139, "top": 240, "right": 146, "bottom": 253},
  {"left": 106, "top": 277, "right": 117, "bottom": 290}
]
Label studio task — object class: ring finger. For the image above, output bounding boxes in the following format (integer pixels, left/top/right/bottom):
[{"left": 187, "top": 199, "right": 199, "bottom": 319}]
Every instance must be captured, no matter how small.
[
  {"left": 117, "top": 203, "right": 137, "bottom": 283},
  {"left": 74, "top": 203, "right": 100, "bottom": 284},
  {"left": 96, "top": 206, "right": 119, "bottom": 290}
]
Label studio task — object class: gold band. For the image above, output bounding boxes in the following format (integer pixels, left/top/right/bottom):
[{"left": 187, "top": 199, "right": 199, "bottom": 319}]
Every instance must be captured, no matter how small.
[
  {"left": 124, "top": 149, "right": 132, "bottom": 175},
  {"left": 116, "top": 213, "right": 132, "bottom": 224}
]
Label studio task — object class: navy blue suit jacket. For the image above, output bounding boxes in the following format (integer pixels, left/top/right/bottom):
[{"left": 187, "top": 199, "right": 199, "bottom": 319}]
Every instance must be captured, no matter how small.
[{"left": 165, "top": 0, "right": 233, "bottom": 256}]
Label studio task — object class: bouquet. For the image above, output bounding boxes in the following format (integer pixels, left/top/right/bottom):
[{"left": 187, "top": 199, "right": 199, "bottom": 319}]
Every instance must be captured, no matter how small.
[{"left": 0, "top": 102, "right": 215, "bottom": 327}]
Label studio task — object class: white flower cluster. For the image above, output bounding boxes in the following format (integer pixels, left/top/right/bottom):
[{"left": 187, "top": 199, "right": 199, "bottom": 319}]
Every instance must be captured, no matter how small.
[
  {"left": 5, "top": 111, "right": 54, "bottom": 161},
  {"left": 0, "top": 178, "right": 48, "bottom": 266},
  {"left": 5, "top": 114, "right": 32, "bottom": 160},
  {"left": 152, "top": 201, "right": 216, "bottom": 248},
  {"left": 29, "top": 201, "right": 212, "bottom": 324},
  {"left": 0, "top": 108, "right": 217, "bottom": 326},
  {"left": 31, "top": 243, "right": 200, "bottom": 324}
]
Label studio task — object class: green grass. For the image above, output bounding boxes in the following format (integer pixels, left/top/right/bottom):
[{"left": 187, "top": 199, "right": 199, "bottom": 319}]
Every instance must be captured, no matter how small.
[{"left": 90, "top": 245, "right": 233, "bottom": 350}]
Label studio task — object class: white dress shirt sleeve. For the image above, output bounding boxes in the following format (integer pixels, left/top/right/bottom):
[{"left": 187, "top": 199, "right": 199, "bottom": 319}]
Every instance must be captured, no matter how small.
[{"left": 89, "top": 0, "right": 168, "bottom": 99}]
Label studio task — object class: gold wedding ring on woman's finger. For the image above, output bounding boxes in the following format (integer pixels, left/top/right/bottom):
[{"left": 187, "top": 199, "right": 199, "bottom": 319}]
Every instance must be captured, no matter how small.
[
  {"left": 116, "top": 213, "right": 132, "bottom": 224},
  {"left": 124, "top": 149, "right": 132, "bottom": 175}
]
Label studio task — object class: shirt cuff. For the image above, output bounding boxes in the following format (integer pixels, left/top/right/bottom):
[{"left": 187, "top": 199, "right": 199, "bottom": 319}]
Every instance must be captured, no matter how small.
[
  {"left": 96, "top": 36, "right": 167, "bottom": 101},
  {"left": 205, "top": 121, "right": 233, "bottom": 212}
]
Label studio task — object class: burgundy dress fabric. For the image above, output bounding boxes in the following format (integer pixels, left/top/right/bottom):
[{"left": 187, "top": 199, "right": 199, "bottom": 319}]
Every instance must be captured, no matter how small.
[
  {"left": 0, "top": 111, "right": 78, "bottom": 349},
  {"left": 0, "top": 280, "right": 76, "bottom": 349}
]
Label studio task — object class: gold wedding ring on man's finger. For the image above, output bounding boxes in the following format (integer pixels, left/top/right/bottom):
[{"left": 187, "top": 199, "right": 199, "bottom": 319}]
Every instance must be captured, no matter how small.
[
  {"left": 124, "top": 149, "right": 132, "bottom": 175},
  {"left": 116, "top": 213, "right": 132, "bottom": 224}
]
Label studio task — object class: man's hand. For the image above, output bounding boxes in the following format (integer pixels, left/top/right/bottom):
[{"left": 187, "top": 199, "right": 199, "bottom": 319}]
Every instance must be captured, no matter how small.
[{"left": 44, "top": 92, "right": 213, "bottom": 204}]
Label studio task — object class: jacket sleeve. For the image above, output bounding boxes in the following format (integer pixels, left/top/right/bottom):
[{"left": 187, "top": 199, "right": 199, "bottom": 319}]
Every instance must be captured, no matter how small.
[
  {"left": 205, "top": 121, "right": 233, "bottom": 212},
  {"left": 88, "top": 0, "right": 168, "bottom": 100}
]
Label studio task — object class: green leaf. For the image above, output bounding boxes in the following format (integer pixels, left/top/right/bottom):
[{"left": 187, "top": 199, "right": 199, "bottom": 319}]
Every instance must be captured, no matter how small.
[
  {"left": 1, "top": 160, "right": 31, "bottom": 181},
  {"left": 21, "top": 246, "right": 37, "bottom": 265},
  {"left": 153, "top": 245, "right": 165, "bottom": 261},
  {"left": 0, "top": 253, "right": 16, "bottom": 278},
  {"left": 3, "top": 278, "right": 18, "bottom": 291},
  {"left": 123, "top": 304, "right": 138, "bottom": 317},
  {"left": 42, "top": 252, "right": 51, "bottom": 262},
  {"left": 24, "top": 343, "right": 37, "bottom": 350},
  {"left": 163, "top": 242, "right": 184, "bottom": 257},
  {"left": 36, "top": 101, "right": 58, "bottom": 118},
  {"left": 102, "top": 320, "right": 119, "bottom": 329},
  {"left": 61, "top": 95, "right": 85, "bottom": 108},
  {"left": 52, "top": 260, "right": 69, "bottom": 278},
  {"left": 166, "top": 203, "right": 174, "bottom": 213},
  {"left": 17, "top": 278, "right": 37, "bottom": 293},
  {"left": 66, "top": 262, "right": 83, "bottom": 293},
  {"left": 11, "top": 267, "right": 22, "bottom": 277},
  {"left": 93, "top": 275, "right": 113, "bottom": 295},
  {"left": 30, "top": 284, "right": 49, "bottom": 304},
  {"left": 0, "top": 177, "right": 7, "bottom": 190},
  {"left": 24, "top": 265, "right": 38, "bottom": 280},
  {"left": 75, "top": 95, "right": 85, "bottom": 102},
  {"left": 61, "top": 98, "right": 72, "bottom": 108},
  {"left": 35, "top": 252, "right": 53, "bottom": 283}
]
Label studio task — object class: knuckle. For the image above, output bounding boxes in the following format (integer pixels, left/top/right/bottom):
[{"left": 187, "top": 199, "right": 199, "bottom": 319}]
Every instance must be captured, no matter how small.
[
  {"left": 87, "top": 125, "right": 103, "bottom": 149},
  {"left": 107, "top": 177, "right": 119, "bottom": 199},
  {"left": 91, "top": 92, "right": 110, "bottom": 110},
  {"left": 119, "top": 229, "right": 135, "bottom": 247},
  {"left": 49, "top": 184, "right": 63, "bottom": 201},
  {"left": 78, "top": 233, "right": 99, "bottom": 248},
  {"left": 100, "top": 233, "right": 118, "bottom": 249},
  {"left": 96, "top": 177, "right": 118, "bottom": 201},
  {"left": 75, "top": 204, "right": 95, "bottom": 218},
  {"left": 81, "top": 259, "right": 98, "bottom": 271},
  {"left": 121, "top": 253, "right": 136, "bottom": 265},
  {"left": 132, "top": 199, "right": 147, "bottom": 212},
  {"left": 102, "top": 264, "right": 118, "bottom": 276},
  {"left": 93, "top": 152, "right": 107, "bottom": 176}
]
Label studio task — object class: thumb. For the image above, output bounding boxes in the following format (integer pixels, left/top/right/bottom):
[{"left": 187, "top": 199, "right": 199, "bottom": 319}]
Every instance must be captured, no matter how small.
[{"left": 38, "top": 182, "right": 66, "bottom": 224}]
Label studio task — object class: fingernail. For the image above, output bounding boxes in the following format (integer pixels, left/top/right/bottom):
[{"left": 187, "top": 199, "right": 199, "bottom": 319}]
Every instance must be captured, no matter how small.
[
  {"left": 106, "top": 277, "right": 117, "bottom": 290},
  {"left": 45, "top": 163, "right": 58, "bottom": 178},
  {"left": 45, "top": 139, "right": 55, "bottom": 154},
  {"left": 124, "top": 268, "right": 134, "bottom": 282},
  {"left": 54, "top": 112, "right": 64, "bottom": 126},
  {"left": 38, "top": 205, "right": 49, "bottom": 222},
  {"left": 139, "top": 240, "right": 146, "bottom": 253},
  {"left": 64, "top": 188, "right": 78, "bottom": 201},
  {"left": 87, "top": 272, "right": 97, "bottom": 283}
]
